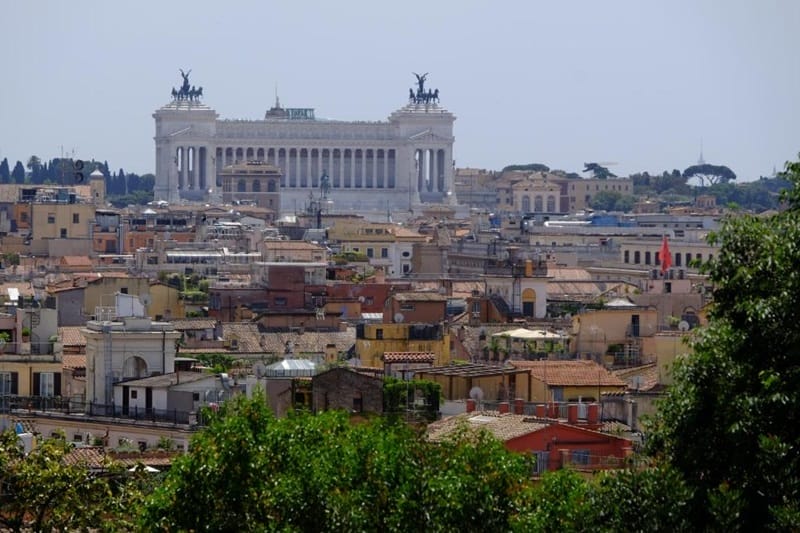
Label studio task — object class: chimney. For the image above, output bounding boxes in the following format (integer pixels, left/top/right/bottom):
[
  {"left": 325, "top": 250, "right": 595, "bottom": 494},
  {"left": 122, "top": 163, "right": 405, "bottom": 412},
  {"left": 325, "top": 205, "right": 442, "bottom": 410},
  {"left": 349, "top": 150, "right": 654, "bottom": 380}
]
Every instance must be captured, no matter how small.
[
  {"left": 514, "top": 398, "right": 524, "bottom": 415},
  {"left": 466, "top": 399, "right": 476, "bottom": 413},
  {"left": 548, "top": 402, "right": 560, "bottom": 419},
  {"left": 587, "top": 403, "right": 600, "bottom": 425},
  {"left": 567, "top": 404, "right": 579, "bottom": 425},
  {"left": 535, "top": 404, "right": 546, "bottom": 418},
  {"left": 498, "top": 401, "right": 509, "bottom": 414}
]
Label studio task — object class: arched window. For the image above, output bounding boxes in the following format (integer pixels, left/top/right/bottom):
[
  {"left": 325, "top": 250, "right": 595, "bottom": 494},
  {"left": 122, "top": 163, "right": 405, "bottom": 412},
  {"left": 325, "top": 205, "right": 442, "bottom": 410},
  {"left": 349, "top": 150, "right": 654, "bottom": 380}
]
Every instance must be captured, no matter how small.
[
  {"left": 624, "top": 250, "right": 630, "bottom": 263},
  {"left": 237, "top": 180, "right": 246, "bottom": 192},
  {"left": 534, "top": 196, "right": 543, "bottom": 212},
  {"left": 645, "top": 251, "right": 652, "bottom": 265},
  {"left": 268, "top": 180, "right": 276, "bottom": 192},
  {"left": 521, "top": 195, "right": 530, "bottom": 212},
  {"left": 634, "top": 250, "right": 641, "bottom": 263},
  {"left": 252, "top": 180, "right": 261, "bottom": 192},
  {"left": 546, "top": 195, "right": 556, "bottom": 212}
]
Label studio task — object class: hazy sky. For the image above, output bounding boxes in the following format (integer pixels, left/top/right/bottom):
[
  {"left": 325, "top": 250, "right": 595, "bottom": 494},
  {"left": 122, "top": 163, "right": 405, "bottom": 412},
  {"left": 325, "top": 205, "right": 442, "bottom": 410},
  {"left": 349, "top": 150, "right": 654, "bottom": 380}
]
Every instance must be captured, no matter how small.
[{"left": 2, "top": 1, "right": 798, "bottom": 181}]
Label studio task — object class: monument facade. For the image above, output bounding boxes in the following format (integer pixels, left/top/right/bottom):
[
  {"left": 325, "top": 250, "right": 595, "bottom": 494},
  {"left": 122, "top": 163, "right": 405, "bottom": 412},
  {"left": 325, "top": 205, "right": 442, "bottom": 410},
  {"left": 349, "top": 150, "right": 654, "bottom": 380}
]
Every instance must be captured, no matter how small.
[{"left": 153, "top": 71, "right": 457, "bottom": 214}]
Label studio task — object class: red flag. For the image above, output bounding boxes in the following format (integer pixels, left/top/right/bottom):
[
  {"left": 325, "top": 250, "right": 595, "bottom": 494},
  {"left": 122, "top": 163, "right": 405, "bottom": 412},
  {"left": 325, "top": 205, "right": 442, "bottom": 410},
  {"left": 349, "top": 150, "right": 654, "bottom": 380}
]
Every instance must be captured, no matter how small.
[{"left": 660, "top": 236, "right": 672, "bottom": 274}]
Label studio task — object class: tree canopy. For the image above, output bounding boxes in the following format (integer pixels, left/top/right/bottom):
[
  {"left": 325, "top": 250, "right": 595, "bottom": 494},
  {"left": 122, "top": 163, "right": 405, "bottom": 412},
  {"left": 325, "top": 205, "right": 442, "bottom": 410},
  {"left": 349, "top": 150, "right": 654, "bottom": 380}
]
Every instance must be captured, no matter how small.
[
  {"left": 683, "top": 163, "right": 737, "bottom": 187},
  {"left": 502, "top": 163, "right": 550, "bottom": 173},
  {"left": 647, "top": 153, "right": 800, "bottom": 529},
  {"left": 583, "top": 162, "right": 617, "bottom": 179}
]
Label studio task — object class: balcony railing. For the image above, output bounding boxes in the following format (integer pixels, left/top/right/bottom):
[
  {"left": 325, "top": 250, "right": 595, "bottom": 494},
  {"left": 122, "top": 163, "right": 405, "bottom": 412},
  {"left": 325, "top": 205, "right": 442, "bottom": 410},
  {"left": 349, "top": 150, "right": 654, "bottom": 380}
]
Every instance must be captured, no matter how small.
[{"left": 0, "top": 395, "right": 208, "bottom": 427}]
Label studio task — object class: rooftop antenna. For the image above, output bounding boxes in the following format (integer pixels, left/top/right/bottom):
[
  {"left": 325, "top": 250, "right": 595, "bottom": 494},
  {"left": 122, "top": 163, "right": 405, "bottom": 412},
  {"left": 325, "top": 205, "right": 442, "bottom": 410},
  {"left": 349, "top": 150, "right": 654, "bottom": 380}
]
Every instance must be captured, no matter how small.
[{"left": 697, "top": 138, "right": 705, "bottom": 165}]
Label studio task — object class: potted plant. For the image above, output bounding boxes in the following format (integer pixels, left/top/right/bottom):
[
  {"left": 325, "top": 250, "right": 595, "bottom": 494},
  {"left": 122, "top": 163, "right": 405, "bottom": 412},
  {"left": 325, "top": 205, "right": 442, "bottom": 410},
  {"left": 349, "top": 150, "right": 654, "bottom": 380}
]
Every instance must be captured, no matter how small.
[
  {"left": 0, "top": 331, "right": 10, "bottom": 353},
  {"left": 21, "top": 327, "right": 31, "bottom": 341}
]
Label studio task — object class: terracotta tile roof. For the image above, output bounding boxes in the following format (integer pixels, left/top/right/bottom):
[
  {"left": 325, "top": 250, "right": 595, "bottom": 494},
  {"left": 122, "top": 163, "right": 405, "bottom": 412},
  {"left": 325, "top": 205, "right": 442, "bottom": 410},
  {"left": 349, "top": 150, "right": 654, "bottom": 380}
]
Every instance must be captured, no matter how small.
[
  {"left": 382, "top": 352, "right": 436, "bottom": 363},
  {"left": 64, "top": 447, "right": 180, "bottom": 468},
  {"left": 62, "top": 354, "right": 86, "bottom": 370},
  {"left": 510, "top": 360, "right": 626, "bottom": 387},
  {"left": 613, "top": 363, "right": 660, "bottom": 391},
  {"left": 218, "top": 323, "right": 356, "bottom": 355},
  {"left": 59, "top": 327, "right": 87, "bottom": 346},
  {"left": 392, "top": 292, "right": 447, "bottom": 302},
  {"left": 169, "top": 319, "right": 218, "bottom": 331},
  {"left": 60, "top": 256, "right": 94, "bottom": 267},
  {"left": 427, "top": 411, "right": 548, "bottom": 443}
]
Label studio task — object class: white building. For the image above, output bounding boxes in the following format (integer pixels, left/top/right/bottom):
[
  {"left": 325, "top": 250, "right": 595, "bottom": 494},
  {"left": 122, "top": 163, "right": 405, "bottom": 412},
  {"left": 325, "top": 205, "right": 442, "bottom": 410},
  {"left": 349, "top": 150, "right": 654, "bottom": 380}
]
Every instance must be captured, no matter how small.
[
  {"left": 153, "top": 73, "right": 458, "bottom": 215},
  {"left": 82, "top": 317, "right": 181, "bottom": 408}
]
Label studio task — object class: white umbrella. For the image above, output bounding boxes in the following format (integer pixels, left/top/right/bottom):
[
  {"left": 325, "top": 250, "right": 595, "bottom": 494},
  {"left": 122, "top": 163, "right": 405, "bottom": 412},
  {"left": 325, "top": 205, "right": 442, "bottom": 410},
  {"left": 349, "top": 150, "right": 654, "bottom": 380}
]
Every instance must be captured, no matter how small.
[{"left": 128, "top": 464, "right": 160, "bottom": 473}]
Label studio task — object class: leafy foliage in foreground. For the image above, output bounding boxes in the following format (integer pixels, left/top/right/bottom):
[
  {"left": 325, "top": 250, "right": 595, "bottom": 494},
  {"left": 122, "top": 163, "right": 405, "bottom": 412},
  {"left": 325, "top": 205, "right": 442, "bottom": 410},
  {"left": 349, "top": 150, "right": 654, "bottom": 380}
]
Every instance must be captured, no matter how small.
[
  {"left": 141, "top": 391, "right": 532, "bottom": 532},
  {"left": 647, "top": 155, "right": 800, "bottom": 529}
]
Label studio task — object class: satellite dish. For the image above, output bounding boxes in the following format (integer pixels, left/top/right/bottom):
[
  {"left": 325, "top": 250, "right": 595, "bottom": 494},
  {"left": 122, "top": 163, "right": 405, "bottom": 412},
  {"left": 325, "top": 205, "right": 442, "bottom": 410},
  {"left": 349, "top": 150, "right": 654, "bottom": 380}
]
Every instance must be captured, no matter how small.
[
  {"left": 394, "top": 312, "right": 405, "bottom": 323},
  {"left": 139, "top": 293, "right": 152, "bottom": 307},
  {"left": 358, "top": 296, "right": 365, "bottom": 303},
  {"left": 678, "top": 320, "right": 690, "bottom": 332},
  {"left": 253, "top": 362, "right": 267, "bottom": 378},
  {"left": 469, "top": 386, "right": 485, "bottom": 403}
]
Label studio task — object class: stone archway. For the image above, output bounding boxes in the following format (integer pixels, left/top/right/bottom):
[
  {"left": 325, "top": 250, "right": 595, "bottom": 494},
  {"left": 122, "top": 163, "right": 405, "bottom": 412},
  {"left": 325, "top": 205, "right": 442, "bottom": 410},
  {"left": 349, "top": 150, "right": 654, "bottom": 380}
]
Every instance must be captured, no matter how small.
[{"left": 123, "top": 356, "right": 148, "bottom": 379}]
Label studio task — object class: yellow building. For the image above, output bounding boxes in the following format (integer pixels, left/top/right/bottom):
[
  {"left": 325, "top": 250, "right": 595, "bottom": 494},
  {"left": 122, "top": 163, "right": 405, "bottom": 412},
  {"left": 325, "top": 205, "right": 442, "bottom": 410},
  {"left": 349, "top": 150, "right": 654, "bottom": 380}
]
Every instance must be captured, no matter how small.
[
  {"left": 83, "top": 274, "right": 152, "bottom": 318},
  {"left": 0, "top": 359, "right": 63, "bottom": 397},
  {"left": 510, "top": 360, "right": 627, "bottom": 402},
  {"left": 148, "top": 281, "right": 186, "bottom": 320},
  {"left": 31, "top": 202, "right": 95, "bottom": 240},
  {"left": 355, "top": 323, "right": 450, "bottom": 368},
  {"left": 571, "top": 305, "right": 659, "bottom": 360}
]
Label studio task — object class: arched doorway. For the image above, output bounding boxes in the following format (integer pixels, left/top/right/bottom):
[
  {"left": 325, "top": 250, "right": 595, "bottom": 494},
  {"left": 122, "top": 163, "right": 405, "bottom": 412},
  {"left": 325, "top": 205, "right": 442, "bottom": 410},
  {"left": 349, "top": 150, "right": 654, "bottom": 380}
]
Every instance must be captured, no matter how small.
[{"left": 522, "top": 288, "right": 537, "bottom": 317}]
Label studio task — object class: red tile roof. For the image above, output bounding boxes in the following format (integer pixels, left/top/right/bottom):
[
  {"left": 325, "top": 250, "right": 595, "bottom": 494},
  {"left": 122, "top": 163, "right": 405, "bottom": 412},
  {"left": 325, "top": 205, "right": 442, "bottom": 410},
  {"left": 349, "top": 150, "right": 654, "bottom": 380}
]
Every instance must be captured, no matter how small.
[
  {"left": 382, "top": 352, "right": 436, "bottom": 363},
  {"left": 59, "top": 327, "right": 87, "bottom": 346},
  {"left": 510, "top": 360, "right": 626, "bottom": 387}
]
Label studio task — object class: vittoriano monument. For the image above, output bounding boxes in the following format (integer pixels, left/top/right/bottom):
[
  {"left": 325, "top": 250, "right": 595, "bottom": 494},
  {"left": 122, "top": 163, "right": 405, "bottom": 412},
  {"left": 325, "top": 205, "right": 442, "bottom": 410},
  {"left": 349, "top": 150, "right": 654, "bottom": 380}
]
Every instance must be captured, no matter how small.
[
  {"left": 170, "top": 69, "right": 203, "bottom": 102},
  {"left": 154, "top": 70, "right": 457, "bottom": 217},
  {"left": 409, "top": 72, "right": 439, "bottom": 104}
]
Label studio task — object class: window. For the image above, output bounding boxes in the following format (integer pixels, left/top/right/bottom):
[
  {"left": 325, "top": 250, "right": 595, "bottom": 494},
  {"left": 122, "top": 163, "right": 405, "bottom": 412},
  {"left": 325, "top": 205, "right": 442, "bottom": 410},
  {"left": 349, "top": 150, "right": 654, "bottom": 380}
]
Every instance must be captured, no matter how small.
[
  {"left": 60, "top": 228, "right": 67, "bottom": 238},
  {"left": 366, "top": 248, "right": 373, "bottom": 258},
  {"left": 376, "top": 328, "right": 383, "bottom": 340},
  {"left": 48, "top": 213, "right": 55, "bottom": 224},
  {"left": 131, "top": 390, "right": 138, "bottom": 399},
  {"left": 72, "top": 213, "right": 79, "bottom": 224},
  {"left": 365, "top": 296, "right": 374, "bottom": 306},
  {"left": 401, "top": 251, "right": 410, "bottom": 258},
  {"left": 274, "top": 297, "right": 287, "bottom": 306},
  {"left": 352, "top": 393, "right": 363, "bottom": 413},
  {"left": 0, "top": 372, "right": 18, "bottom": 395},
  {"left": 571, "top": 450, "right": 590, "bottom": 465},
  {"left": 35, "top": 372, "right": 58, "bottom": 397},
  {"left": 381, "top": 248, "right": 388, "bottom": 258},
  {"left": 402, "top": 264, "right": 410, "bottom": 273},
  {"left": 120, "top": 287, "right": 128, "bottom": 294},
  {"left": 20, "top": 212, "right": 28, "bottom": 223}
]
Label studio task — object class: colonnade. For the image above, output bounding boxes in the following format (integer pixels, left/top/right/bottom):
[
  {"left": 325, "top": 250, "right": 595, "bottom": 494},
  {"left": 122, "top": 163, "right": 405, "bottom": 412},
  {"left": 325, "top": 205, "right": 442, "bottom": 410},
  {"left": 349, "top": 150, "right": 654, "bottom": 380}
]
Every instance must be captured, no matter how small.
[
  {"left": 415, "top": 148, "right": 447, "bottom": 193},
  {"left": 174, "top": 146, "right": 210, "bottom": 191},
  {"left": 214, "top": 146, "right": 399, "bottom": 189}
]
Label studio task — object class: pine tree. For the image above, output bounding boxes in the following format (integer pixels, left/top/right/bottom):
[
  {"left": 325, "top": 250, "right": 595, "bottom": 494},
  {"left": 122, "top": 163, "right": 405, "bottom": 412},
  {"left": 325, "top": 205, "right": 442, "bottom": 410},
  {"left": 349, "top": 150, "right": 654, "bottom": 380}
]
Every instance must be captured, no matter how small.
[
  {"left": 0, "top": 158, "right": 9, "bottom": 183},
  {"left": 11, "top": 161, "right": 25, "bottom": 184}
]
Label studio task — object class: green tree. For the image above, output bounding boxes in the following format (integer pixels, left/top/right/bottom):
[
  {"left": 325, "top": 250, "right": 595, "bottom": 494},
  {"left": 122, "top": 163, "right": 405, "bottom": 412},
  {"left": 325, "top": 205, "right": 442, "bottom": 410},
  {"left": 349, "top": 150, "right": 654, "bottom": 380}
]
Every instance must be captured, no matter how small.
[
  {"left": 589, "top": 190, "right": 634, "bottom": 212},
  {"left": 142, "top": 392, "right": 533, "bottom": 532},
  {"left": 683, "top": 163, "right": 737, "bottom": 187},
  {"left": 0, "top": 157, "right": 9, "bottom": 183},
  {"left": 583, "top": 162, "right": 616, "bottom": 179},
  {"left": 502, "top": 163, "right": 550, "bottom": 173},
  {"left": 647, "top": 154, "right": 800, "bottom": 529},
  {"left": 0, "top": 431, "right": 143, "bottom": 532},
  {"left": 10, "top": 161, "right": 24, "bottom": 184}
]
